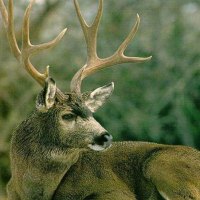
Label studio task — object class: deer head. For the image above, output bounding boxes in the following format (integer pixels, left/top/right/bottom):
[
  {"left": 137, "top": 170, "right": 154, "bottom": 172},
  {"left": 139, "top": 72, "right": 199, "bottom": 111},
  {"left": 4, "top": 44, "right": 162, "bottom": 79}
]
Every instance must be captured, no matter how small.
[
  {"left": 0, "top": 0, "right": 151, "bottom": 152},
  {"left": 34, "top": 77, "right": 114, "bottom": 151}
]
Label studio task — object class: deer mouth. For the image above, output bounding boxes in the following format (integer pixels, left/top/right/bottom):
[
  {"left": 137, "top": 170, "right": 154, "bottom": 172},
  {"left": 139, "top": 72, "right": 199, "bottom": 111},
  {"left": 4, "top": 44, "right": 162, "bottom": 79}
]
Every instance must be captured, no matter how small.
[{"left": 88, "top": 133, "right": 113, "bottom": 151}]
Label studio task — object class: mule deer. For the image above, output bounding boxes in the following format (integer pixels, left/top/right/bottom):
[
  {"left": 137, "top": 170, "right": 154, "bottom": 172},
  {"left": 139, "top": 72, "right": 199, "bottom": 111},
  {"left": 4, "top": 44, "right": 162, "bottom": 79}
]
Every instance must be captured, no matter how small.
[{"left": 1, "top": 0, "right": 200, "bottom": 199}]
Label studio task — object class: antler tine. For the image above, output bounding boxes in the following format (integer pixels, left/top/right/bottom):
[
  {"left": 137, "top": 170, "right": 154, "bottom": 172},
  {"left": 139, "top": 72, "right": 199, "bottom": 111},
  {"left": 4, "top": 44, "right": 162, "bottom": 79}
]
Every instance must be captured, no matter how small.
[
  {"left": 0, "top": 0, "right": 8, "bottom": 26},
  {"left": 22, "top": 0, "right": 67, "bottom": 86},
  {"left": 71, "top": 0, "right": 103, "bottom": 94},
  {"left": 0, "top": 0, "right": 21, "bottom": 61},
  {"left": 0, "top": 0, "right": 67, "bottom": 101},
  {"left": 70, "top": 1, "right": 151, "bottom": 95},
  {"left": 73, "top": 0, "right": 102, "bottom": 61},
  {"left": 23, "top": 0, "right": 67, "bottom": 55},
  {"left": 117, "top": 14, "right": 143, "bottom": 57},
  {"left": 82, "top": 14, "right": 152, "bottom": 77}
]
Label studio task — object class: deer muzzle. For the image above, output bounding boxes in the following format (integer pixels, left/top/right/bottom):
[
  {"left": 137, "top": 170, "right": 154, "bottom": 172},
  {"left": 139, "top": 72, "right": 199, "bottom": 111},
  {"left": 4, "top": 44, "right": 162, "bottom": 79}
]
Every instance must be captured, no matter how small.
[{"left": 88, "top": 132, "right": 113, "bottom": 151}]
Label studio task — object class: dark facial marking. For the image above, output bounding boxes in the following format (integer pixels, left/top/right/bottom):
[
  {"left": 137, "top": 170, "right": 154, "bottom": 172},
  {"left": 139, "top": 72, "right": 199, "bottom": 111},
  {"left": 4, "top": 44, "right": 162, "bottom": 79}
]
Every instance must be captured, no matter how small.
[{"left": 66, "top": 94, "right": 92, "bottom": 119}]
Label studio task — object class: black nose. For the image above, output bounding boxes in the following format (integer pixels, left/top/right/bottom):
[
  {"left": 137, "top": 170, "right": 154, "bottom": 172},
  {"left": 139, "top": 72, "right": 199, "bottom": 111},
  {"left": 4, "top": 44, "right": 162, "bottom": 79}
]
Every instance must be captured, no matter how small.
[{"left": 94, "top": 132, "right": 113, "bottom": 146}]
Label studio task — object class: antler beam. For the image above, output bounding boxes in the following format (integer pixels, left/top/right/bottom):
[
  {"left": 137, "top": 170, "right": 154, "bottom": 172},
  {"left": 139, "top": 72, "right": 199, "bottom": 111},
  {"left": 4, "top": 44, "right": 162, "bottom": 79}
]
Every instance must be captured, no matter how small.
[
  {"left": 0, "top": 0, "right": 67, "bottom": 101},
  {"left": 0, "top": 0, "right": 152, "bottom": 99},
  {"left": 70, "top": 0, "right": 152, "bottom": 95}
]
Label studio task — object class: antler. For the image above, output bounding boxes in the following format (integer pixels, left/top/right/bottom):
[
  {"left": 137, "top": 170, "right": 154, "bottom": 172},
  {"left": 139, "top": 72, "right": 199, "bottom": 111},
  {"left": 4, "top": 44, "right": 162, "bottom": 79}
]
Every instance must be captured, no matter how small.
[
  {"left": 71, "top": 0, "right": 152, "bottom": 95},
  {"left": 0, "top": 0, "right": 67, "bottom": 101}
]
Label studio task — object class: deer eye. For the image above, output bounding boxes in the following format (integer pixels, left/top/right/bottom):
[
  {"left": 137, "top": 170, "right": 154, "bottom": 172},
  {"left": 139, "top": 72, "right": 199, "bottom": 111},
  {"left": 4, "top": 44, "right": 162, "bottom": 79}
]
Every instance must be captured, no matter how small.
[{"left": 62, "top": 113, "right": 76, "bottom": 121}]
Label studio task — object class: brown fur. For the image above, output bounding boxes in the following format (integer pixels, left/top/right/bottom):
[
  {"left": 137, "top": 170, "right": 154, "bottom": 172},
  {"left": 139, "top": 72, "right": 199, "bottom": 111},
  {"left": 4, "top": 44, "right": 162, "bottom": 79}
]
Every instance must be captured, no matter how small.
[{"left": 7, "top": 94, "right": 200, "bottom": 200}]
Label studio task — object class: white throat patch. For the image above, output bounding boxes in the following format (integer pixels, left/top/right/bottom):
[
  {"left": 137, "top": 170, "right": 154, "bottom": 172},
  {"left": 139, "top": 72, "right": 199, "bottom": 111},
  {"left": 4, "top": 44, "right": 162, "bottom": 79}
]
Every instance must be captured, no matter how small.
[{"left": 88, "top": 144, "right": 112, "bottom": 151}]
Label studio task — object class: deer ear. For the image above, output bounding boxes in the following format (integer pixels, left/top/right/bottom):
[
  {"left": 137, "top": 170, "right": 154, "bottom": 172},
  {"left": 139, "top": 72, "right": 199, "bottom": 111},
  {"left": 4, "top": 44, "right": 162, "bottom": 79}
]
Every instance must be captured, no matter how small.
[
  {"left": 84, "top": 82, "right": 114, "bottom": 113},
  {"left": 36, "top": 78, "right": 56, "bottom": 112}
]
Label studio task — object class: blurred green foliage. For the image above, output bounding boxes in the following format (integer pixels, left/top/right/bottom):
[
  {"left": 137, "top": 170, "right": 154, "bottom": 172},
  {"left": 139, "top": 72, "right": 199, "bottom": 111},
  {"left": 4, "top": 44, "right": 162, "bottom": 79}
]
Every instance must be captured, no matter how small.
[{"left": 0, "top": 0, "right": 200, "bottom": 197}]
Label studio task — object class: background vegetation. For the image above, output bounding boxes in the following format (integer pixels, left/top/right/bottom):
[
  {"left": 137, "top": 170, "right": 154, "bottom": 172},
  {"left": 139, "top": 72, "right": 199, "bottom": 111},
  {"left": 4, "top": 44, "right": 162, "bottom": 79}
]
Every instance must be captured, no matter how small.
[{"left": 0, "top": 0, "right": 200, "bottom": 197}]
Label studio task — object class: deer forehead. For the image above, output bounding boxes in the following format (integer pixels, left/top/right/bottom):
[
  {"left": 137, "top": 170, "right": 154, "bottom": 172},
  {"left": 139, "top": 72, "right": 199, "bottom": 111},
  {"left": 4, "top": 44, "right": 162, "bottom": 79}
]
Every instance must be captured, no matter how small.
[{"left": 56, "top": 100, "right": 92, "bottom": 119}]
